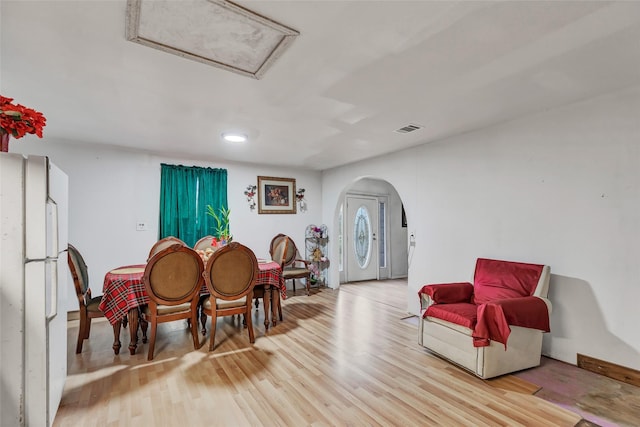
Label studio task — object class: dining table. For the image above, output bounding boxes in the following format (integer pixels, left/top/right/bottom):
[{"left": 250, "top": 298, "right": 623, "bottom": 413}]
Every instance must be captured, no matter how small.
[{"left": 99, "top": 260, "right": 285, "bottom": 355}]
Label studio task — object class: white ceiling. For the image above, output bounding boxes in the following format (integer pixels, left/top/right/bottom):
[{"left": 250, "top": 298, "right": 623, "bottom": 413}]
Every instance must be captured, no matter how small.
[{"left": 2, "top": 1, "right": 640, "bottom": 171}]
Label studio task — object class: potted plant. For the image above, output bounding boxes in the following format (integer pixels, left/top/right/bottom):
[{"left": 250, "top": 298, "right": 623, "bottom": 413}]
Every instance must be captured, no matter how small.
[
  {"left": 206, "top": 205, "right": 231, "bottom": 245},
  {"left": 0, "top": 95, "right": 47, "bottom": 152}
]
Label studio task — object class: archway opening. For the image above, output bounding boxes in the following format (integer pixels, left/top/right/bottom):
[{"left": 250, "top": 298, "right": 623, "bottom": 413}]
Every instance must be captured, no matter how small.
[{"left": 334, "top": 177, "right": 408, "bottom": 285}]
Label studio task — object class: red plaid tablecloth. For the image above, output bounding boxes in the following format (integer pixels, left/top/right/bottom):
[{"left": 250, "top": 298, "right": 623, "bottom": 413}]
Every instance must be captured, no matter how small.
[
  {"left": 99, "top": 261, "right": 285, "bottom": 325},
  {"left": 99, "top": 265, "right": 147, "bottom": 325},
  {"left": 259, "top": 260, "right": 287, "bottom": 301}
]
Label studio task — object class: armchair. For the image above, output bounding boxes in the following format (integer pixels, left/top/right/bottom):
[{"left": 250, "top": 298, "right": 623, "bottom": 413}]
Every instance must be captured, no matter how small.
[
  {"left": 418, "top": 258, "right": 552, "bottom": 379},
  {"left": 270, "top": 233, "right": 312, "bottom": 295}
]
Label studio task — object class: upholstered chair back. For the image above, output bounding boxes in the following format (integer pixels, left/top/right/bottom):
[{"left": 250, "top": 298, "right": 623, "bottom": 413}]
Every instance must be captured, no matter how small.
[
  {"left": 270, "top": 233, "right": 299, "bottom": 267},
  {"left": 205, "top": 242, "right": 258, "bottom": 299},
  {"left": 148, "top": 236, "right": 186, "bottom": 261},
  {"left": 68, "top": 243, "right": 89, "bottom": 296},
  {"left": 193, "top": 235, "right": 216, "bottom": 251},
  {"left": 144, "top": 244, "right": 202, "bottom": 304}
]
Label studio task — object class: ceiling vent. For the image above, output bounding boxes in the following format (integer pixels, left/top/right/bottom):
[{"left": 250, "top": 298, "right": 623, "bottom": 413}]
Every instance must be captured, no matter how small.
[{"left": 394, "top": 123, "right": 423, "bottom": 134}]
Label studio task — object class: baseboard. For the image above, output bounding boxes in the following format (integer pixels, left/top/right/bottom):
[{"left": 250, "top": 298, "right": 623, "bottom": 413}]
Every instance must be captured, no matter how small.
[
  {"left": 577, "top": 353, "right": 640, "bottom": 387},
  {"left": 68, "top": 310, "right": 79, "bottom": 321}
]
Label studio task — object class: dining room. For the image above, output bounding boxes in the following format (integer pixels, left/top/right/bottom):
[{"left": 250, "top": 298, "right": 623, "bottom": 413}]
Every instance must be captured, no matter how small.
[
  {"left": 16, "top": 139, "right": 324, "bottom": 318},
  {"left": 97, "top": 238, "right": 287, "bottom": 358}
]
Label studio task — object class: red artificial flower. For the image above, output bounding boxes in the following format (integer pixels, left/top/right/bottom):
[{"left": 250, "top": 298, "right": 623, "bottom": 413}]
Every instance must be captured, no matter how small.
[{"left": 0, "top": 95, "right": 47, "bottom": 139}]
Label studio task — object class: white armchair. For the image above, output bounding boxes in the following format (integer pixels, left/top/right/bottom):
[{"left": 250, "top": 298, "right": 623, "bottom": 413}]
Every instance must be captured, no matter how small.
[{"left": 418, "top": 258, "right": 552, "bottom": 379}]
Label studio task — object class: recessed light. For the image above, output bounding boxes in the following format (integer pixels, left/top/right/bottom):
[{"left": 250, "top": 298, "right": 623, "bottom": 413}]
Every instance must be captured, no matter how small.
[{"left": 221, "top": 132, "right": 248, "bottom": 144}]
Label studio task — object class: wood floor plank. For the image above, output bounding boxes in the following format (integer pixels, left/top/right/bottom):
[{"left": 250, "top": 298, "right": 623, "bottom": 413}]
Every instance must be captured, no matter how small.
[
  {"left": 486, "top": 375, "right": 541, "bottom": 395},
  {"left": 55, "top": 280, "right": 583, "bottom": 426}
]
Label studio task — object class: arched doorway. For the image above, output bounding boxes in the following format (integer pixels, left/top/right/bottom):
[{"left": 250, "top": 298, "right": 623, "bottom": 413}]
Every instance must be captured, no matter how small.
[{"left": 338, "top": 178, "right": 408, "bottom": 284}]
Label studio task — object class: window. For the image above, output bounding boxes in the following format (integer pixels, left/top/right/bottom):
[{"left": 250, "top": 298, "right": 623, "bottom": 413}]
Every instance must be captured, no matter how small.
[
  {"left": 379, "top": 201, "right": 386, "bottom": 269},
  {"left": 159, "top": 164, "right": 227, "bottom": 247}
]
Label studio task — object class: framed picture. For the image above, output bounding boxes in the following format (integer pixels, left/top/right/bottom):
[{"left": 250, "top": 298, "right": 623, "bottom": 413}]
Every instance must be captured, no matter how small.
[{"left": 257, "top": 176, "right": 296, "bottom": 214}]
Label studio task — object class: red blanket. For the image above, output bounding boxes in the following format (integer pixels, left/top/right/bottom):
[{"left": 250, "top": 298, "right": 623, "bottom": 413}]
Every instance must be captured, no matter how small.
[
  {"left": 473, "top": 296, "right": 550, "bottom": 348},
  {"left": 418, "top": 283, "right": 473, "bottom": 305}
]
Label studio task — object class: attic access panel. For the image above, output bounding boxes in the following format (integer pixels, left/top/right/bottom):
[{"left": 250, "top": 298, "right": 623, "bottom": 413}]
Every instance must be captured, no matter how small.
[{"left": 126, "top": 0, "right": 299, "bottom": 79}]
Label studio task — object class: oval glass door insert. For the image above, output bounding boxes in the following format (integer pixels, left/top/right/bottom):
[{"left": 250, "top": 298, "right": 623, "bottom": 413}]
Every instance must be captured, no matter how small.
[{"left": 353, "top": 205, "right": 372, "bottom": 268}]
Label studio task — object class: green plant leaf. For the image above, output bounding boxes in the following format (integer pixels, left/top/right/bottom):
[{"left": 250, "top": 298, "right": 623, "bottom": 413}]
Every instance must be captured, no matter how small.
[{"left": 206, "top": 205, "right": 231, "bottom": 240}]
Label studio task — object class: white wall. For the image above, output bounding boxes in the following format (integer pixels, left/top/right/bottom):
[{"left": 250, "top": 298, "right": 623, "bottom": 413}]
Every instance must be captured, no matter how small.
[
  {"left": 322, "top": 85, "right": 640, "bottom": 370},
  {"left": 11, "top": 141, "right": 322, "bottom": 314}
]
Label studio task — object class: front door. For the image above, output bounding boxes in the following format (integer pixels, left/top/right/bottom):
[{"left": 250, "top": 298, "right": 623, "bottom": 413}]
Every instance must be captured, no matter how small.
[{"left": 346, "top": 196, "right": 378, "bottom": 282}]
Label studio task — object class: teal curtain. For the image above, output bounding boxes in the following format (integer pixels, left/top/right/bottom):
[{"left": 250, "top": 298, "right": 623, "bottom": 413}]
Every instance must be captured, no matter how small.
[{"left": 159, "top": 164, "right": 227, "bottom": 247}]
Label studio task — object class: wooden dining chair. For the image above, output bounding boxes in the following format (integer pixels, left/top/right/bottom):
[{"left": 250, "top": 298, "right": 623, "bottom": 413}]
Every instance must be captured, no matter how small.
[
  {"left": 193, "top": 235, "right": 216, "bottom": 251},
  {"left": 193, "top": 235, "right": 217, "bottom": 266},
  {"left": 147, "top": 236, "right": 186, "bottom": 261},
  {"left": 68, "top": 243, "right": 106, "bottom": 353},
  {"left": 200, "top": 242, "right": 258, "bottom": 351},
  {"left": 270, "top": 233, "right": 312, "bottom": 295},
  {"left": 141, "top": 244, "right": 203, "bottom": 360}
]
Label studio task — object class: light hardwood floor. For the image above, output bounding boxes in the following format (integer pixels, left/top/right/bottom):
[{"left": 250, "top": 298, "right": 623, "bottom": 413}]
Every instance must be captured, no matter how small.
[{"left": 55, "top": 280, "right": 582, "bottom": 426}]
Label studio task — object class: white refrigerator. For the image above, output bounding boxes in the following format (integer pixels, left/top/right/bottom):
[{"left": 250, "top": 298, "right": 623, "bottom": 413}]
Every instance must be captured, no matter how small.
[{"left": 0, "top": 153, "right": 69, "bottom": 427}]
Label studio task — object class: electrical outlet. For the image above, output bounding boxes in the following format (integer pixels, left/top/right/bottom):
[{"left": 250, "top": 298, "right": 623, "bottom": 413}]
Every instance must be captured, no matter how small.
[{"left": 136, "top": 222, "right": 148, "bottom": 231}]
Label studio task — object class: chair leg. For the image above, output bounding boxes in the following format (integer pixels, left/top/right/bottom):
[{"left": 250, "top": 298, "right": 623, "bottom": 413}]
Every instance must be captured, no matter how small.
[
  {"left": 246, "top": 305, "right": 255, "bottom": 344},
  {"left": 292, "top": 279, "right": 296, "bottom": 293},
  {"left": 209, "top": 313, "right": 217, "bottom": 351},
  {"left": 147, "top": 319, "right": 157, "bottom": 361},
  {"left": 76, "top": 316, "right": 86, "bottom": 354},
  {"left": 189, "top": 297, "right": 202, "bottom": 330},
  {"left": 306, "top": 278, "right": 310, "bottom": 296},
  {"left": 85, "top": 318, "right": 92, "bottom": 338},
  {"left": 140, "top": 315, "right": 148, "bottom": 344},
  {"left": 200, "top": 308, "right": 207, "bottom": 336},
  {"left": 276, "top": 290, "right": 283, "bottom": 321},
  {"left": 190, "top": 314, "right": 200, "bottom": 350}
]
